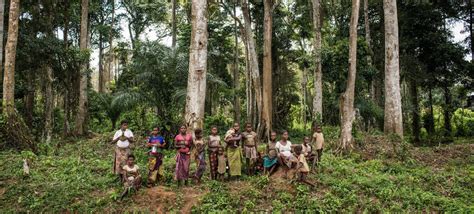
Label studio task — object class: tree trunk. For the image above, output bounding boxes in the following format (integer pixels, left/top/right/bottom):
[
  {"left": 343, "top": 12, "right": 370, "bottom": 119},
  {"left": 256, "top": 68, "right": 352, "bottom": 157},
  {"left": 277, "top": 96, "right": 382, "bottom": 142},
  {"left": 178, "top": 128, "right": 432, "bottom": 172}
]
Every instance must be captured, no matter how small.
[
  {"left": 383, "top": 0, "right": 403, "bottom": 138},
  {"left": 443, "top": 84, "right": 452, "bottom": 137},
  {"left": 98, "top": 35, "right": 104, "bottom": 93},
  {"left": 410, "top": 79, "right": 420, "bottom": 143},
  {"left": 339, "top": 0, "right": 360, "bottom": 152},
  {"left": 312, "top": 0, "right": 323, "bottom": 122},
  {"left": 171, "top": 0, "right": 177, "bottom": 52},
  {"left": 426, "top": 86, "right": 434, "bottom": 134},
  {"left": 44, "top": 66, "right": 54, "bottom": 143},
  {"left": 75, "top": 0, "right": 89, "bottom": 135},
  {"left": 233, "top": 2, "right": 241, "bottom": 123},
  {"left": 63, "top": 0, "right": 71, "bottom": 136},
  {"left": 364, "top": 0, "right": 376, "bottom": 101},
  {"left": 2, "top": 0, "right": 20, "bottom": 114},
  {"left": 184, "top": 0, "right": 208, "bottom": 131},
  {"left": 262, "top": 0, "right": 273, "bottom": 140},
  {"left": 302, "top": 67, "right": 308, "bottom": 130},
  {"left": 242, "top": 0, "right": 262, "bottom": 128},
  {"left": 107, "top": 0, "right": 114, "bottom": 92},
  {"left": 24, "top": 72, "right": 35, "bottom": 127},
  {"left": 0, "top": 0, "right": 4, "bottom": 88}
]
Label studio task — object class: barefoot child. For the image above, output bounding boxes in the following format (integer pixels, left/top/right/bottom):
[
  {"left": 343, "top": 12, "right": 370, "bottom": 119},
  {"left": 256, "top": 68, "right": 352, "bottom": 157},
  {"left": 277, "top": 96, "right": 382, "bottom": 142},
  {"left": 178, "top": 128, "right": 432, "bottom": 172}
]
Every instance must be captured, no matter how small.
[
  {"left": 193, "top": 128, "right": 206, "bottom": 183},
  {"left": 121, "top": 154, "right": 141, "bottom": 199},
  {"left": 311, "top": 125, "right": 325, "bottom": 167},
  {"left": 146, "top": 127, "right": 166, "bottom": 187},
  {"left": 294, "top": 146, "right": 314, "bottom": 187},
  {"left": 217, "top": 147, "right": 227, "bottom": 181},
  {"left": 301, "top": 136, "right": 315, "bottom": 170},
  {"left": 208, "top": 126, "right": 222, "bottom": 180}
]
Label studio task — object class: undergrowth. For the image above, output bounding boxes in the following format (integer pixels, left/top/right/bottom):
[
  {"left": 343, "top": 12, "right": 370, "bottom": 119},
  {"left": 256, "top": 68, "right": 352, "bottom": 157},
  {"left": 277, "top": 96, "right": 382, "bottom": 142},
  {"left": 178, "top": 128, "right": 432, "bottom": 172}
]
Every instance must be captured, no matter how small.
[{"left": 0, "top": 134, "right": 472, "bottom": 212}]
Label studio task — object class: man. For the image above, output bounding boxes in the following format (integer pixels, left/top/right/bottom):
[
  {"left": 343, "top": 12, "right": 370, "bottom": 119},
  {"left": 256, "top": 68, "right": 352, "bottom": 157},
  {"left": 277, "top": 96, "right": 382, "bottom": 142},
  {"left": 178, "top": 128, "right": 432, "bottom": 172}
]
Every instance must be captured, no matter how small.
[
  {"left": 112, "top": 120, "right": 135, "bottom": 180},
  {"left": 241, "top": 123, "right": 258, "bottom": 175}
]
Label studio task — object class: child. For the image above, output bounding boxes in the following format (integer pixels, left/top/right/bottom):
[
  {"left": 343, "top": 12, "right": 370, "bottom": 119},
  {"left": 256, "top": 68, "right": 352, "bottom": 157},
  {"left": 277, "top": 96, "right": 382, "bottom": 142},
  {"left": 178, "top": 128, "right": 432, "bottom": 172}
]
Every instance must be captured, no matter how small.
[
  {"left": 311, "top": 125, "right": 325, "bottom": 167},
  {"left": 193, "top": 129, "right": 206, "bottom": 183},
  {"left": 217, "top": 147, "right": 227, "bottom": 181},
  {"left": 121, "top": 154, "right": 141, "bottom": 200},
  {"left": 224, "top": 128, "right": 236, "bottom": 147},
  {"left": 294, "top": 146, "right": 314, "bottom": 187},
  {"left": 301, "top": 136, "right": 315, "bottom": 169},
  {"left": 146, "top": 127, "right": 166, "bottom": 187},
  {"left": 208, "top": 126, "right": 222, "bottom": 180}
]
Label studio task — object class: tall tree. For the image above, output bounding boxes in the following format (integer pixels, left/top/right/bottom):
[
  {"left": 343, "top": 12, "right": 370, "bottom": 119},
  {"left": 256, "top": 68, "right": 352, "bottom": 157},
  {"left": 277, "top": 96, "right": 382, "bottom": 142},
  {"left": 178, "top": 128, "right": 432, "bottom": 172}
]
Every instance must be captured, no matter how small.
[
  {"left": 312, "top": 0, "right": 323, "bottom": 122},
  {"left": 0, "top": 0, "right": 4, "bottom": 84},
  {"left": 262, "top": 0, "right": 273, "bottom": 138},
  {"left": 242, "top": 0, "right": 262, "bottom": 127},
  {"left": 339, "top": 0, "right": 360, "bottom": 151},
  {"left": 364, "top": 0, "right": 375, "bottom": 100},
  {"left": 383, "top": 0, "right": 403, "bottom": 137},
  {"left": 107, "top": 0, "right": 115, "bottom": 91},
  {"left": 233, "top": 1, "right": 240, "bottom": 123},
  {"left": 2, "top": 0, "right": 21, "bottom": 113},
  {"left": 75, "top": 0, "right": 89, "bottom": 135},
  {"left": 43, "top": 0, "right": 55, "bottom": 143},
  {"left": 171, "top": 0, "right": 177, "bottom": 51},
  {"left": 184, "top": 0, "right": 208, "bottom": 131}
]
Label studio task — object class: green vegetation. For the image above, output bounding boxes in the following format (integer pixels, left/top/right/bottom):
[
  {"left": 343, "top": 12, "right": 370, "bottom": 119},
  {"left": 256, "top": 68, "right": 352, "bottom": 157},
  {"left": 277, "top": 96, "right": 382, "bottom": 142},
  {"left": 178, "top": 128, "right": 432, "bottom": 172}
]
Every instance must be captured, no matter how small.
[{"left": 0, "top": 131, "right": 472, "bottom": 212}]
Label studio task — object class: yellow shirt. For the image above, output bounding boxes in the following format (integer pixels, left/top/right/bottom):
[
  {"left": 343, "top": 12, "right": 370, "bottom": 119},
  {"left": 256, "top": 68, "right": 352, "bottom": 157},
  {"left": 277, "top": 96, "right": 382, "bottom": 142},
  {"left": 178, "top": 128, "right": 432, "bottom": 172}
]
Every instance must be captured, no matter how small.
[{"left": 298, "top": 154, "right": 310, "bottom": 172}]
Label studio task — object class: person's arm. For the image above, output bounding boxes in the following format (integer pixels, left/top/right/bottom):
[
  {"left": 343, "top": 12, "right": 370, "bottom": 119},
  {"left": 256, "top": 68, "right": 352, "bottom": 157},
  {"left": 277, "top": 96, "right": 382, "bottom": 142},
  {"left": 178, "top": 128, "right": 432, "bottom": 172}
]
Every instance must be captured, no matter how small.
[{"left": 111, "top": 131, "right": 120, "bottom": 144}]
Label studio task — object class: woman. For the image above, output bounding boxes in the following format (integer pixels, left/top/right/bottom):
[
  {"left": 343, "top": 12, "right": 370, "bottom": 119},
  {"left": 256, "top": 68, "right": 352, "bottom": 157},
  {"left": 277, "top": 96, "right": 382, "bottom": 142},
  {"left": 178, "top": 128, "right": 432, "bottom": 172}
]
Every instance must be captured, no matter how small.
[
  {"left": 263, "top": 131, "right": 278, "bottom": 175},
  {"left": 275, "top": 130, "right": 294, "bottom": 168},
  {"left": 112, "top": 120, "right": 134, "bottom": 180},
  {"left": 225, "top": 123, "right": 243, "bottom": 178},
  {"left": 208, "top": 126, "right": 222, "bottom": 180},
  {"left": 146, "top": 126, "right": 166, "bottom": 187},
  {"left": 174, "top": 125, "right": 193, "bottom": 185}
]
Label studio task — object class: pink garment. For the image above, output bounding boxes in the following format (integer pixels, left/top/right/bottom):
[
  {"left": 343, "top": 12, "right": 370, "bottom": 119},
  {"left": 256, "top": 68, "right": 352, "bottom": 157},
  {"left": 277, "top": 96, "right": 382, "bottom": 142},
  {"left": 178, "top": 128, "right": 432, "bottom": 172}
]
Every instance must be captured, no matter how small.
[{"left": 175, "top": 134, "right": 192, "bottom": 154}]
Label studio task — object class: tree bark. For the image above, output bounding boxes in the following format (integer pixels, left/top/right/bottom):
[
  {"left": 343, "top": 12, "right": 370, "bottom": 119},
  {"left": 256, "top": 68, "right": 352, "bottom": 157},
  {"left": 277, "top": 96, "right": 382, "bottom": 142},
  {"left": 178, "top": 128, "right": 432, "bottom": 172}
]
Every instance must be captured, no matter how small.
[
  {"left": 63, "top": 0, "right": 71, "bottom": 136},
  {"left": 98, "top": 35, "right": 104, "bottom": 93},
  {"left": 171, "top": 0, "right": 177, "bottom": 52},
  {"left": 262, "top": 0, "right": 273, "bottom": 139},
  {"left": 312, "top": 0, "right": 323, "bottom": 122},
  {"left": 339, "top": 0, "right": 360, "bottom": 152},
  {"left": 44, "top": 66, "right": 54, "bottom": 143},
  {"left": 75, "top": 0, "right": 89, "bottom": 135},
  {"left": 107, "top": 0, "right": 114, "bottom": 92},
  {"left": 383, "top": 0, "right": 403, "bottom": 138},
  {"left": 443, "top": 84, "right": 452, "bottom": 137},
  {"left": 242, "top": 0, "right": 262, "bottom": 128},
  {"left": 410, "top": 79, "right": 420, "bottom": 143},
  {"left": 2, "top": 0, "right": 20, "bottom": 114},
  {"left": 184, "top": 0, "right": 208, "bottom": 131},
  {"left": 364, "top": 0, "right": 376, "bottom": 101},
  {"left": 233, "top": 2, "right": 241, "bottom": 123},
  {"left": 0, "top": 0, "right": 4, "bottom": 88}
]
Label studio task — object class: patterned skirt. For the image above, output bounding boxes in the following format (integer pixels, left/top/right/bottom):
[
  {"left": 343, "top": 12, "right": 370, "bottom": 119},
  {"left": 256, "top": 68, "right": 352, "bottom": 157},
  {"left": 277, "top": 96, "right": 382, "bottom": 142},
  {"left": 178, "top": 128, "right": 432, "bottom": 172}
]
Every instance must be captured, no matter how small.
[
  {"left": 175, "top": 153, "right": 190, "bottom": 181},
  {"left": 114, "top": 147, "right": 130, "bottom": 175}
]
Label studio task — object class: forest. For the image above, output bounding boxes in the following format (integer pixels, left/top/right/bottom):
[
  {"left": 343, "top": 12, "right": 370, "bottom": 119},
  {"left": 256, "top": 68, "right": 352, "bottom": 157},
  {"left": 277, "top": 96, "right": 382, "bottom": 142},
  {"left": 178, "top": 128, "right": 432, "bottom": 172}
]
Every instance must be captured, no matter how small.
[{"left": 0, "top": 0, "right": 473, "bottom": 212}]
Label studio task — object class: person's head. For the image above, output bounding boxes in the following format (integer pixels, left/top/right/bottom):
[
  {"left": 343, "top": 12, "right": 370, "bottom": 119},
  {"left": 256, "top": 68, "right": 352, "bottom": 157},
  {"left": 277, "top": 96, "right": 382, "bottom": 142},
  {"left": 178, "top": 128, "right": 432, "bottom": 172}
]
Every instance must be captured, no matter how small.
[
  {"left": 316, "top": 126, "right": 322, "bottom": 133},
  {"left": 126, "top": 154, "right": 135, "bottom": 166},
  {"left": 303, "top": 136, "right": 310, "bottom": 145},
  {"left": 233, "top": 122, "right": 240, "bottom": 132},
  {"left": 211, "top": 126, "right": 218, "bottom": 135},
  {"left": 179, "top": 124, "right": 187, "bottom": 135},
  {"left": 194, "top": 128, "right": 203, "bottom": 139},
  {"left": 270, "top": 131, "right": 277, "bottom": 141},
  {"left": 245, "top": 122, "right": 252, "bottom": 132},
  {"left": 120, "top": 120, "right": 129, "bottom": 130},
  {"left": 281, "top": 130, "right": 289, "bottom": 141},
  {"left": 294, "top": 145, "right": 303, "bottom": 155},
  {"left": 151, "top": 126, "right": 160, "bottom": 136}
]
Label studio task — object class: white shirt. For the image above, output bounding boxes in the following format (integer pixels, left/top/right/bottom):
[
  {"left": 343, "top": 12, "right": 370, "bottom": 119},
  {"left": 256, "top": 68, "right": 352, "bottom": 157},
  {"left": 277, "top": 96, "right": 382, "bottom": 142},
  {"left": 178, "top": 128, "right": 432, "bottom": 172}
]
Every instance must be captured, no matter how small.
[
  {"left": 276, "top": 140, "right": 292, "bottom": 157},
  {"left": 113, "top": 129, "right": 134, "bottom": 148}
]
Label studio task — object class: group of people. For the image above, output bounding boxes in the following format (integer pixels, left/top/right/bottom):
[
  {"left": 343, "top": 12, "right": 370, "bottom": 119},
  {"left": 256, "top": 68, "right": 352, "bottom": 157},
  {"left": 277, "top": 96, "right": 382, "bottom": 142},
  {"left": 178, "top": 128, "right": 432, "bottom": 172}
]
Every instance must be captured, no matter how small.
[{"left": 111, "top": 120, "right": 325, "bottom": 198}]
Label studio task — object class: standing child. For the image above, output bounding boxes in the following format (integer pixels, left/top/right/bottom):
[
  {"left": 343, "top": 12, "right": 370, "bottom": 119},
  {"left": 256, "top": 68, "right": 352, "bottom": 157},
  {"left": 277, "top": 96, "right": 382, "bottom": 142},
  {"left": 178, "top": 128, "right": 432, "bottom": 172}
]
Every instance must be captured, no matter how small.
[
  {"left": 208, "top": 126, "right": 222, "bottom": 180},
  {"left": 146, "top": 127, "right": 166, "bottom": 187},
  {"left": 217, "top": 147, "right": 227, "bottom": 181},
  {"left": 121, "top": 154, "right": 141, "bottom": 199},
  {"left": 294, "top": 146, "right": 314, "bottom": 187},
  {"left": 193, "top": 128, "right": 206, "bottom": 183},
  {"left": 311, "top": 125, "right": 325, "bottom": 166},
  {"left": 301, "top": 136, "right": 315, "bottom": 169}
]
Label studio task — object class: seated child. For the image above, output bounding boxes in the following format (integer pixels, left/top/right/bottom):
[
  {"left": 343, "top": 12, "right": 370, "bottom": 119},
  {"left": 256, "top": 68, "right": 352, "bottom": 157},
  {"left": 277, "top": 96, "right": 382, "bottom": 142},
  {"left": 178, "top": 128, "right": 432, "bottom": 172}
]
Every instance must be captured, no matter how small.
[
  {"left": 301, "top": 136, "right": 315, "bottom": 163},
  {"left": 294, "top": 145, "right": 314, "bottom": 187},
  {"left": 217, "top": 147, "right": 227, "bottom": 181},
  {"left": 121, "top": 154, "right": 141, "bottom": 199}
]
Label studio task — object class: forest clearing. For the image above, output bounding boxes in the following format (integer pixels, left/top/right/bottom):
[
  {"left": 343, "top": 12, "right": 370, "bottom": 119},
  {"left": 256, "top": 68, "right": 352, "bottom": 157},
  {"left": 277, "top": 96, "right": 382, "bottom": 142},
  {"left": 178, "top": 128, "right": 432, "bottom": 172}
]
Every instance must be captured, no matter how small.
[{"left": 0, "top": 0, "right": 473, "bottom": 212}]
